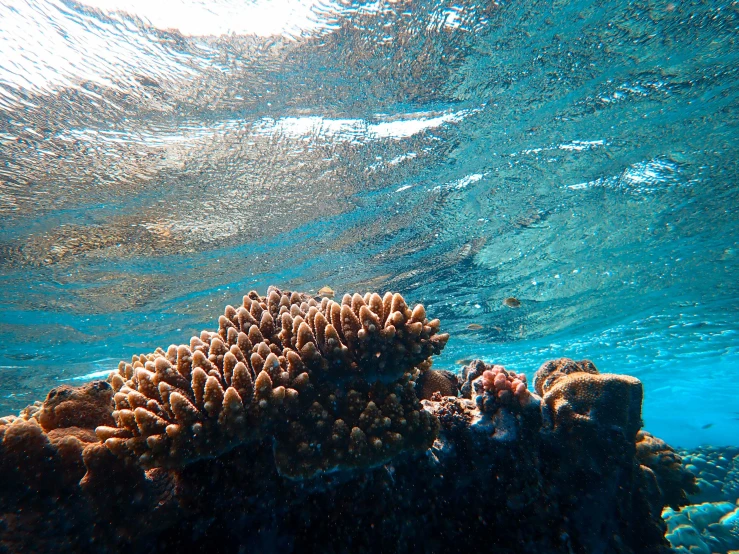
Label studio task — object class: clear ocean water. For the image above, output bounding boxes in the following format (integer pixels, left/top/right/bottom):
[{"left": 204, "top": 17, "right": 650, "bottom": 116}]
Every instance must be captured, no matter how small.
[{"left": 0, "top": 0, "right": 737, "bottom": 456}]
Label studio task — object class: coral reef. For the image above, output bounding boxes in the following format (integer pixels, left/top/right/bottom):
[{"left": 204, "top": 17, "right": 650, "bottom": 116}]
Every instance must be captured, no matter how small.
[
  {"left": 0, "top": 297, "right": 694, "bottom": 554},
  {"left": 680, "top": 446, "right": 739, "bottom": 504},
  {"left": 662, "top": 446, "right": 739, "bottom": 554},
  {"left": 664, "top": 501, "right": 739, "bottom": 554}
]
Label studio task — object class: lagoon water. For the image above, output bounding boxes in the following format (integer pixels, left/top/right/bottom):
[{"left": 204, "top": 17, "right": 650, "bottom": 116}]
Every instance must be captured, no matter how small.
[{"left": 0, "top": 0, "right": 737, "bottom": 456}]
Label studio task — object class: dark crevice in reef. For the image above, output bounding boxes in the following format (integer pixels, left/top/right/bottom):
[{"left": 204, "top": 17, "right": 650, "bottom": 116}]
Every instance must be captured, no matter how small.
[{"left": 0, "top": 289, "right": 697, "bottom": 553}]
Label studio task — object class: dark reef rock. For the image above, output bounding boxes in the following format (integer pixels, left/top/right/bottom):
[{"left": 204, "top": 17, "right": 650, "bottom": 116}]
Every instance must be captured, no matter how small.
[{"left": 0, "top": 292, "right": 696, "bottom": 554}]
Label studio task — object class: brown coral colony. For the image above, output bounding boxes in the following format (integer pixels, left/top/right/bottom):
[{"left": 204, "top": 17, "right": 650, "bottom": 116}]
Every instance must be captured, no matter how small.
[{"left": 99, "top": 287, "right": 449, "bottom": 476}]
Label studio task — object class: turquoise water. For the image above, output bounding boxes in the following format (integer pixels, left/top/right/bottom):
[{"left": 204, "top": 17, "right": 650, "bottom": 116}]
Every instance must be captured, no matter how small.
[{"left": 0, "top": 0, "right": 737, "bottom": 451}]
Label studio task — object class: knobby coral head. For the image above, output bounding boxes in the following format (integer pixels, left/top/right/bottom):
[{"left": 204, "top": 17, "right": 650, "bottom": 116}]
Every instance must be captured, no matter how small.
[
  {"left": 481, "top": 366, "right": 530, "bottom": 406},
  {"left": 460, "top": 360, "right": 534, "bottom": 413}
]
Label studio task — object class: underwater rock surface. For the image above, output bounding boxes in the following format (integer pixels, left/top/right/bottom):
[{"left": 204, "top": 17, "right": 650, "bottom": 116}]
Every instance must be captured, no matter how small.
[{"left": 0, "top": 291, "right": 698, "bottom": 553}]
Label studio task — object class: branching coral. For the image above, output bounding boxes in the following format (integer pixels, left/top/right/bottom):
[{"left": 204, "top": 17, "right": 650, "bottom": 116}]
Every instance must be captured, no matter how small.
[
  {"left": 446, "top": 360, "right": 541, "bottom": 445},
  {"left": 98, "top": 287, "right": 448, "bottom": 477}
]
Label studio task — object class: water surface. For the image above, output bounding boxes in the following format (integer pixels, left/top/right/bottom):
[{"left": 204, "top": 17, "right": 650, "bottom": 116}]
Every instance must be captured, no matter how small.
[{"left": 0, "top": 0, "right": 737, "bottom": 447}]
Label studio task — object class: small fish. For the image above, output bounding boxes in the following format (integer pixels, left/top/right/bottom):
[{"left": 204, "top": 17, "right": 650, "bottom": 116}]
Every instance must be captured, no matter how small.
[
  {"left": 455, "top": 358, "right": 474, "bottom": 366},
  {"left": 701, "top": 423, "right": 713, "bottom": 429},
  {"left": 503, "top": 297, "right": 521, "bottom": 308},
  {"left": 318, "top": 286, "right": 335, "bottom": 298},
  {"left": 467, "top": 323, "right": 483, "bottom": 330}
]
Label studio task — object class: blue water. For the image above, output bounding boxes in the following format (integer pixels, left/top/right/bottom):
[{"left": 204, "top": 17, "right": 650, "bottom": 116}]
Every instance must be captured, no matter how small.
[{"left": 0, "top": 0, "right": 737, "bottom": 450}]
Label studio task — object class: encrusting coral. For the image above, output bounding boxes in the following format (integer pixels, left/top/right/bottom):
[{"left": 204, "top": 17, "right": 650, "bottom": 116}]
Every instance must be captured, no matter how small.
[
  {"left": 459, "top": 358, "right": 486, "bottom": 398},
  {"left": 0, "top": 378, "right": 178, "bottom": 553},
  {"left": 532, "top": 357, "right": 599, "bottom": 397},
  {"left": 531, "top": 358, "right": 676, "bottom": 552},
  {"left": 98, "top": 287, "right": 448, "bottom": 477},
  {"left": 662, "top": 446, "right": 739, "bottom": 554},
  {"left": 416, "top": 368, "right": 459, "bottom": 399},
  {"left": 0, "top": 380, "right": 117, "bottom": 497},
  {"left": 534, "top": 357, "right": 643, "bottom": 438},
  {"left": 679, "top": 446, "right": 739, "bottom": 504},
  {"left": 38, "top": 381, "right": 116, "bottom": 431},
  {"left": 664, "top": 501, "right": 739, "bottom": 554},
  {"left": 636, "top": 430, "right": 699, "bottom": 509}
]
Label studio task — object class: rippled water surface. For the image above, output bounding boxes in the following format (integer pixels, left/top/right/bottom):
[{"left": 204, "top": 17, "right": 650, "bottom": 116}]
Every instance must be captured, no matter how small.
[{"left": 0, "top": 0, "right": 737, "bottom": 447}]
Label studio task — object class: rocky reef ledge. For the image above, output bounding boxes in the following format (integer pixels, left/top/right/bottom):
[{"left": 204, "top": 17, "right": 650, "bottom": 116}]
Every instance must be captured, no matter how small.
[{"left": 0, "top": 288, "right": 698, "bottom": 554}]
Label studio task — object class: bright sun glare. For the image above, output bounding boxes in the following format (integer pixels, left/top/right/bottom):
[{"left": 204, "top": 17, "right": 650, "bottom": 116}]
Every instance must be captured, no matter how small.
[{"left": 78, "top": 0, "right": 332, "bottom": 37}]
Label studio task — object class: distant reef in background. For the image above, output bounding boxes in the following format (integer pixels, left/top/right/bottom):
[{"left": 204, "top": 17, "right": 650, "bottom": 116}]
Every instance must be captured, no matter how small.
[{"left": 0, "top": 288, "right": 720, "bottom": 553}]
